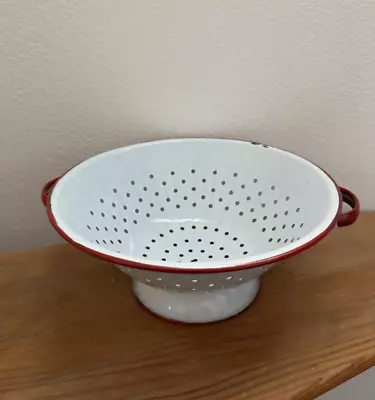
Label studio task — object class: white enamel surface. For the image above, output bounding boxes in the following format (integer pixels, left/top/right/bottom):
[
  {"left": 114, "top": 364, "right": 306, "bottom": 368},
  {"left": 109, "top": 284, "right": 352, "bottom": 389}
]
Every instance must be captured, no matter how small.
[
  {"left": 51, "top": 139, "right": 339, "bottom": 270},
  {"left": 133, "top": 279, "right": 260, "bottom": 323},
  {"left": 116, "top": 263, "right": 268, "bottom": 290},
  {"left": 116, "top": 260, "right": 269, "bottom": 322}
]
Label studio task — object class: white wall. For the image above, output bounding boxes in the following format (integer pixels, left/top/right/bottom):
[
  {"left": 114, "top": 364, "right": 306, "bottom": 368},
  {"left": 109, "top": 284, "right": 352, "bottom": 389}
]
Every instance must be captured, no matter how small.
[{"left": 1, "top": 0, "right": 375, "bottom": 251}]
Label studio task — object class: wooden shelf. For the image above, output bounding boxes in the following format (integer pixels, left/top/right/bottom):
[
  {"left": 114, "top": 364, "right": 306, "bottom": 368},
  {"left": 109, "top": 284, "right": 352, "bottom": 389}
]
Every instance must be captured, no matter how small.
[{"left": 1, "top": 213, "right": 375, "bottom": 399}]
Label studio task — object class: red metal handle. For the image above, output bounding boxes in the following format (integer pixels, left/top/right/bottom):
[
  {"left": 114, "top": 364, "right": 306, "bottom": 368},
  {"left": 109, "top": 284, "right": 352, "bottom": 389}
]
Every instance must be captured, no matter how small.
[
  {"left": 337, "top": 186, "right": 360, "bottom": 227},
  {"left": 41, "top": 177, "right": 60, "bottom": 207}
]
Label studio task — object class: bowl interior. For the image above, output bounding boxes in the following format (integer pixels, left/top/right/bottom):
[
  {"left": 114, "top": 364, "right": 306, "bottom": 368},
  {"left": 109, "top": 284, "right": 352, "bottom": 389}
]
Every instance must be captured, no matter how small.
[{"left": 50, "top": 139, "right": 340, "bottom": 268}]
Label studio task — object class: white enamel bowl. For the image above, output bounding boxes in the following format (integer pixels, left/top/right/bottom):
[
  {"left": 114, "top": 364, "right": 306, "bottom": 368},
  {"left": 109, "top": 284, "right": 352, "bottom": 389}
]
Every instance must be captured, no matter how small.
[{"left": 42, "top": 139, "right": 359, "bottom": 323}]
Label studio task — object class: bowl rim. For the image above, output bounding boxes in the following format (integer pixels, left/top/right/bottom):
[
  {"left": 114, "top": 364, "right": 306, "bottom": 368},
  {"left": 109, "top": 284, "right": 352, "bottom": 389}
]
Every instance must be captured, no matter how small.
[{"left": 44, "top": 138, "right": 343, "bottom": 274}]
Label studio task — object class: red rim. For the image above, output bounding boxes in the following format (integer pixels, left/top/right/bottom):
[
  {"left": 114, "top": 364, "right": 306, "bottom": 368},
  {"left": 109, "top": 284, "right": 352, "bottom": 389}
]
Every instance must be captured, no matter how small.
[
  {"left": 41, "top": 177, "right": 60, "bottom": 207},
  {"left": 43, "top": 143, "right": 359, "bottom": 274},
  {"left": 337, "top": 187, "right": 360, "bottom": 227}
]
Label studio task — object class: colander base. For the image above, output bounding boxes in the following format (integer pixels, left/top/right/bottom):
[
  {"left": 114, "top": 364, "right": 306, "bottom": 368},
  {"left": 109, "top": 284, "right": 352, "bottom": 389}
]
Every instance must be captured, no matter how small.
[{"left": 133, "top": 278, "right": 260, "bottom": 323}]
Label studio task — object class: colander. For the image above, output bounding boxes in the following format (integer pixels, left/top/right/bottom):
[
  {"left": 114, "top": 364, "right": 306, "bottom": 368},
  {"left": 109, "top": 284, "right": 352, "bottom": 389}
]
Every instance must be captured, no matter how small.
[{"left": 42, "top": 139, "right": 359, "bottom": 323}]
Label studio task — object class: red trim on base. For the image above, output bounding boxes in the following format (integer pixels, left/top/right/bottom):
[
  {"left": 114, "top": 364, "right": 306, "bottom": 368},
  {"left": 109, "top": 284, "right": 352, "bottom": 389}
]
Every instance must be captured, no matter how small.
[{"left": 134, "top": 290, "right": 259, "bottom": 325}]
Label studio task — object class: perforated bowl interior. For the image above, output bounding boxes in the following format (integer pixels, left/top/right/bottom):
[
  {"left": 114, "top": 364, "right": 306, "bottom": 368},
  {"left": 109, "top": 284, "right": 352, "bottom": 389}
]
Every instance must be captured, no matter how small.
[{"left": 49, "top": 139, "right": 340, "bottom": 270}]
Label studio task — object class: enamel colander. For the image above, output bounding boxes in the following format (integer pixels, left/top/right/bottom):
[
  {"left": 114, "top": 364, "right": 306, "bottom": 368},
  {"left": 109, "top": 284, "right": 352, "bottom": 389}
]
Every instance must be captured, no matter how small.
[{"left": 42, "top": 139, "right": 359, "bottom": 323}]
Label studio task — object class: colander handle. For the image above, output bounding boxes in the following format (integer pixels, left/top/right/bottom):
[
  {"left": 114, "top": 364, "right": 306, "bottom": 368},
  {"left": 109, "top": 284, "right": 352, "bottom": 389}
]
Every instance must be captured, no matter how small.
[
  {"left": 41, "top": 177, "right": 60, "bottom": 207},
  {"left": 337, "top": 186, "right": 360, "bottom": 227}
]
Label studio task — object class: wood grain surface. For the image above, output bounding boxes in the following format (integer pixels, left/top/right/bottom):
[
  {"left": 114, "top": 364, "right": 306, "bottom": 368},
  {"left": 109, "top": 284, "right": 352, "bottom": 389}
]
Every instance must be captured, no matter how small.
[{"left": 1, "top": 214, "right": 375, "bottom": 400}]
